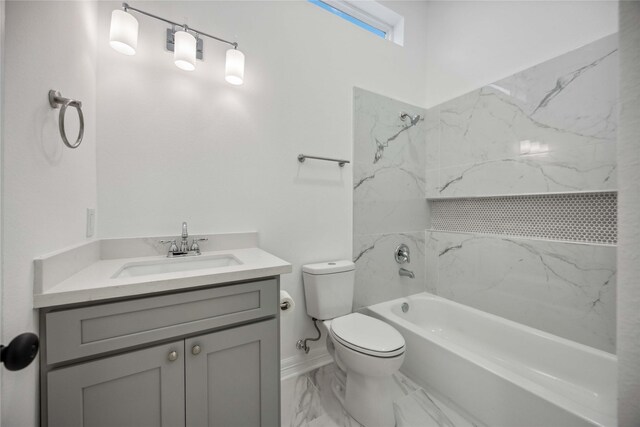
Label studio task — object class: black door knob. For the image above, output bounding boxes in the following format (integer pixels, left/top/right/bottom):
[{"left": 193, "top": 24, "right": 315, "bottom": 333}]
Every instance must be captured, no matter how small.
[{"left": 1, "top": 333, "right": 39, "bottom": 371}]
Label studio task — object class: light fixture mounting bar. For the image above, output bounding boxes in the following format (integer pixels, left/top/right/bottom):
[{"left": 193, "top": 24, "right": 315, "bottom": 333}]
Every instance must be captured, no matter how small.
[
  {"left": 121, "top": 2, "right": 238, "bottom": 49},
  {"left": 166, "top": 29, "right": 204, "bottom": 59}
]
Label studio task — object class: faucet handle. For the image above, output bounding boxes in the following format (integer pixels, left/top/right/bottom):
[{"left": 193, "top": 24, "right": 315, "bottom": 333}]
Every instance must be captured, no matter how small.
[
  {"left": 190, "top": 238, "right": 208, "bottom": 254},
  {"left": 159, "top": 240, "right": 179, "bottom": 253},
  {"left": 395, "top": 244, "right": 410, "bottom": 264}
]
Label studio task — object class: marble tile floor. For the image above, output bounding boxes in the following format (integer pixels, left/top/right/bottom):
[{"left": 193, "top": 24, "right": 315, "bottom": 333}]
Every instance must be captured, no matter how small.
[{"left": 281, "top": 363, "right": 482, "bottom": 427}]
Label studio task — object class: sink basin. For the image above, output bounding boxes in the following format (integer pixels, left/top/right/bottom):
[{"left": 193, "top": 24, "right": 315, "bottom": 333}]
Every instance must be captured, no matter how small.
[{"left": 112, "top": 254, "right": 242, "bottom": 279}]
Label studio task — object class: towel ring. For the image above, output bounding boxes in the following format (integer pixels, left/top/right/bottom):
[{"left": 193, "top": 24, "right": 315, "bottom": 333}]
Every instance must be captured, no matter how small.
[{"left": 48, "top": 90, "right": 84, "bottom": 149}]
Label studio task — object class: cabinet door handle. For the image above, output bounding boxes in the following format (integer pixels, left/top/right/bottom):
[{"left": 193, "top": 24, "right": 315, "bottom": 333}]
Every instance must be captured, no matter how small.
[
  {"left": 168, "top": 351, "right": 178, "bottom": 362},
  {"left": 191, "top": 345, "right": 201, "bottom": 355}
]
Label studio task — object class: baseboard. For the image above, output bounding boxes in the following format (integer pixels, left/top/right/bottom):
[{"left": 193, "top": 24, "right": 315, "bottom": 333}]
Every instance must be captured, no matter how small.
[{"left": 280, "top": 347, "right": 333, "bottom": 380}]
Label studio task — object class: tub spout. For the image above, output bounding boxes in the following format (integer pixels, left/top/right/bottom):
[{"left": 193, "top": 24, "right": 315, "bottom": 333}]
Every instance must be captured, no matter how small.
[{"left": 399, "top": 268, "right": 415, "bottom": 279}]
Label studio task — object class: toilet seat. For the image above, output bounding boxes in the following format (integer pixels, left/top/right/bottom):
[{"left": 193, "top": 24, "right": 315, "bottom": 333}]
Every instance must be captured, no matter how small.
[{"left": 330, "top": 313, "right": 405, "bottom": 358}]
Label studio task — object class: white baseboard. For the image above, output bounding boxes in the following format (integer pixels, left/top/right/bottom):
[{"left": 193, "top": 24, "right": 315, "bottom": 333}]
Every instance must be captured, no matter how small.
[{"left": 280, "top": 348, "right": 333, "bottom": 380}]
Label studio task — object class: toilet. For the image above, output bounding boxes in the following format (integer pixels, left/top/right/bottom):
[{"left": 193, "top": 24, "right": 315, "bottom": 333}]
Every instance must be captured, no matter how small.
[{"left": 302, "top": 260, "right": 406, "bottom": 427}]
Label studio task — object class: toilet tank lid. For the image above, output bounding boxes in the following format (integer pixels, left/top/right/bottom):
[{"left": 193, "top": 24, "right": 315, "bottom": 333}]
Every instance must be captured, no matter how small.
[{"left": 302, "top": 260, "right": 355, "bottom": 275}]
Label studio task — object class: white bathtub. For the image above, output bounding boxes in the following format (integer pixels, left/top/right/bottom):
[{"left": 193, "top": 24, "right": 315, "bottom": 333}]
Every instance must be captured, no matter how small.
[{"left": 366, "top": 292, "right": 617, "bottom": 427}]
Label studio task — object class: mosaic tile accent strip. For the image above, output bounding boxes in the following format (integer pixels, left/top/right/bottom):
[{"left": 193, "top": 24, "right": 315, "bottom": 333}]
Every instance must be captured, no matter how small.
[{"left": 429, "top": 192, "right": 617, "bottom": 245}]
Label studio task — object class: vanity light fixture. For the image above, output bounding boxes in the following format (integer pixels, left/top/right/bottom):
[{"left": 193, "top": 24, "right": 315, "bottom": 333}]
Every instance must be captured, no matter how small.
[
  {"left": 109, "top": 3, "right": 245, "bottom": 84},
  {"left": 225, "top": 48, "right": 245, "bottom": 85},
  {"left": 109, "top": 9, "right": 138, "bottom": 55},
  {"left": 174, "top": 28, "right": 197, "bottom": 71}
]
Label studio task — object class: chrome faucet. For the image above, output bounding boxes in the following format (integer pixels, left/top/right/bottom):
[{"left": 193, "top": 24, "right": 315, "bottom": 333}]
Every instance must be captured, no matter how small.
[
  {"left": 180, "top": 221, "right": 189, "bottom": 252},
  {"left": 160, "top": 221, "right": 208, "bottom": 257},
  {"left": 399, "top": 268, "right": 415, "bottom": 279}
]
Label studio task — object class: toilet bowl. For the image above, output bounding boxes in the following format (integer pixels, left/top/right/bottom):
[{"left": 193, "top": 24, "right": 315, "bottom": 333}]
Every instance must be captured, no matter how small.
[
  {"left": 302, "top": 261, "right": 406, "bottom": 427},
  {"left": 328, "top": 313, "right": 405, "bottom": 427}
]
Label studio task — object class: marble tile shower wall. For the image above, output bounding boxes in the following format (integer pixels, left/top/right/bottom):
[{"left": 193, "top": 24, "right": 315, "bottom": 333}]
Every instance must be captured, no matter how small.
[
  {"left": 425, "top": 34, "right": 618, "bottom": 353},
  {"left": 425, "top": 34, "right": 618, "bottom": 197},
  {"left": 353, "top": 88, "right": 429, "bottom": 309}
]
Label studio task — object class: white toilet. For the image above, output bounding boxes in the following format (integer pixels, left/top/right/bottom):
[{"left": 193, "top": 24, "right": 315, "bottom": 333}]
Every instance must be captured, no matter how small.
[{"left": 302, "top": 260, "right": 406, "bottom": 427}]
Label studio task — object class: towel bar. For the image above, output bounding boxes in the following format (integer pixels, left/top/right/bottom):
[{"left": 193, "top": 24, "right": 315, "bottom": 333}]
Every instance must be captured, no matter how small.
[{"left": 298, "top": 154, "right": 350, "bottom": 167}]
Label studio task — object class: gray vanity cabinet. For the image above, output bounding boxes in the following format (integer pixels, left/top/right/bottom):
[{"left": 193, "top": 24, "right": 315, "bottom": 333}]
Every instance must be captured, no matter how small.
[
  {"left": 47, "top": 340, "right": 186, "bottom": 427},
  {"left": 186, "top": 319, "right": 279, "bottom": 427},
  {"left": 41, "top": 278, "right": 280, "bottom": 427}
]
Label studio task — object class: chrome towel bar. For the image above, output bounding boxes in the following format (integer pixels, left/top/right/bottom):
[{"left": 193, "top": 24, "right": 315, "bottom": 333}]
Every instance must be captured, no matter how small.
[
  {"left": 48, "top": 90, "right": 84, "bottom": 149},
  {"left": 297, "top": 154, "right": 350, "bottom": 167}
]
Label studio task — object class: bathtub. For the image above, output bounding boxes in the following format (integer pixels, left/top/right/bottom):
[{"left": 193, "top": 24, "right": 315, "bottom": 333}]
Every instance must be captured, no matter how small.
[{"left": 366, "top": 292, "right": 617, "bottom": 427}]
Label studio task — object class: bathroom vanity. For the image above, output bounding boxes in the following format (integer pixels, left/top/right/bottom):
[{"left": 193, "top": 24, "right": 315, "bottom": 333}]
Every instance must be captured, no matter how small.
[{"left": 34, "top": 232, "right": 291, "bottom": 427}]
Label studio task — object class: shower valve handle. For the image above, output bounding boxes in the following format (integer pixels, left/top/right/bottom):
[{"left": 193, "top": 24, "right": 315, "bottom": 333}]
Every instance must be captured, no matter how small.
[{"left": 395, "top": 244, "right": 410, "bottom": 264}]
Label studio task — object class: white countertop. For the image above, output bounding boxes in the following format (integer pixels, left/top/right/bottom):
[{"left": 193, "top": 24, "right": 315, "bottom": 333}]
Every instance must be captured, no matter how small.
[{"left": 34, "top": 234, "right": 292, "bottom": 308}]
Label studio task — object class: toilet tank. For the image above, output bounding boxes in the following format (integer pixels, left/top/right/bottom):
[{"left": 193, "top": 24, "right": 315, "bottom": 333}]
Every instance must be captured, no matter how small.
[{"left": 302, "top": 260, "right": 355, "bottom": 320}]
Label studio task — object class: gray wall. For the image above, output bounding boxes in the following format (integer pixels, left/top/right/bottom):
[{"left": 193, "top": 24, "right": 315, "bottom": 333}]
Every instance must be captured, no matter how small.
[{"left": 617, "top": 1, "right": 640, "bottom": 424}]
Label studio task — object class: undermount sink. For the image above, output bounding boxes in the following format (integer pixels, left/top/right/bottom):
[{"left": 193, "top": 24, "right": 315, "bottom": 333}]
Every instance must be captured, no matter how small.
[{"left": 112, "top": 254, "right": 242, "bottom": 279}]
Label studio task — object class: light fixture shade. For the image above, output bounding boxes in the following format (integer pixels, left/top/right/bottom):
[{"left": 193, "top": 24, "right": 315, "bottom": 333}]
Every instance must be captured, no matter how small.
[
  {"left": 174, "top": 30, "right": 197, "bottom": 71},
  {"left": 225, "top": 49, "right": 245, "bottom": 85},
  {"left": 109, "top": 9, "right": 138, "bottom": 56}
]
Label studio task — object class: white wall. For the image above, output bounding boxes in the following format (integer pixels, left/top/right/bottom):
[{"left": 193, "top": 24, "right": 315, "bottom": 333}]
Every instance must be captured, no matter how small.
[
  {"left": 96, "top": 0, "right": 430, "bottom": 363},
  {"left": 1, "top": 2, "right": 98, "bottom": 425},
  {"left": 0, "top": 1, "right": 5, "bottom": 421},
  {"left": 617, "top": 1, "right": 640, "bottom": 424},
  {"left": 424, "top": 0, "right": 618, "bottom": 107}
]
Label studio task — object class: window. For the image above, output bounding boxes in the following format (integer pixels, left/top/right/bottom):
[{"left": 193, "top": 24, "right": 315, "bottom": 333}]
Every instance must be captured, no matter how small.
[{"left": 308, "top": 0, "right": 405, "bottom": 46}]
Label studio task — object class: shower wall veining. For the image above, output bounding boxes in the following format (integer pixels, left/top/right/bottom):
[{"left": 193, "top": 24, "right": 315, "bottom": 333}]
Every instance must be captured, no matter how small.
[
  {"left": 425, "top": 34, "right": 618, "bottom": 353},
  {"left": 425, "top": 34, "right": 618, "bottom": 198},
  {"left": 353, "top": 34, "right": 618, "bottom": 353},
  {"left": 352, "top": 88, "right": 428, "bottom": 309}
]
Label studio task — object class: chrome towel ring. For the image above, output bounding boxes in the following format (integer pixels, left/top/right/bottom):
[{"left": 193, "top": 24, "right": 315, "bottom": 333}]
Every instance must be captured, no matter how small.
[{"left": 48, "top": 90, "right": 84, "bottom": 149}]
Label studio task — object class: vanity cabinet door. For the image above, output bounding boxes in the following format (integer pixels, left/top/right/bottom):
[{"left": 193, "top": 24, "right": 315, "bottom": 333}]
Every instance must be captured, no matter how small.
[
  {"left": 47, "top": 341, "right": 185, "bottom": 427},
  {"left": 185, "top": 319, "right": 279, "bottom": 427}
]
